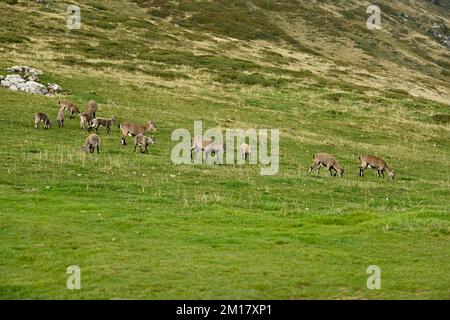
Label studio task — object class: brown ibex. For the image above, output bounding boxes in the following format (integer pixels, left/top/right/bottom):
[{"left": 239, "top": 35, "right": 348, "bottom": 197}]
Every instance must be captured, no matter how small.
[
  {"left": 59, "top": 100, "right": 80, "bottom": 119},
  {"left": 91, "top": 116, "right": 116, "bottom": 134},
  {"left": 359, "top": 155, "right": 396, "bottom": 179},
  {"left": 308, "top": 153, "right": 344, "bottom": 177},
  {"left": 34, "top": 112, "right": 51, "bottom": 129},
  {"left": 134, "top": 134, "right": 155, "bottom": 153},
  {"left": 118, "top": 120, "right": 157, "bottom": 145},
  {"left": 87, "top": 100, "right": 97, "bottom": 118},
  {"left": 82, "top": 134, "right": 100, "bottom": 154}
]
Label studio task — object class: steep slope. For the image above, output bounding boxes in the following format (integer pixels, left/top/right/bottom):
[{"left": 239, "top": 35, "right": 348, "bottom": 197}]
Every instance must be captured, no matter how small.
[{"left": 1, "top": 0, "right": 449, "bottom": 102}]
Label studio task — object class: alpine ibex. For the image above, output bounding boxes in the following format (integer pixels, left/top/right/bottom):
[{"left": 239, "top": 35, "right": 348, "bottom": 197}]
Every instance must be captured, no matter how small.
[
  {"left": 118, "top": 120, "right": 157, "bottom": 145},
  {"left": 204, "top": 142, "right": 226, "bottom": 162},
  {"left": 359, "top": 155, "right": 396, "bottom": 179},
  {"left": 91, "top": 116, "right": 116, "bottom": 134},
  {"left": 82, "top": 134, "right": 100, "bottom": 154},
  {"left": 57, "top": 108, "right": 64, "bottom": 127},
  {"left": 240, "top": 143, "right": 253, "bottom": 160},
  {"left": 308, "top": 153, "right": 344, "bottom": 177},
  {"left": 34, "top": 112, "right": 51, "bottom": 129},
  {"left": 59, "top": 100, "right": 80, "bottom": 118},
  {"left": 134, "top": 134, "right": 155, "bottom": 153},
  {"left": 79, "top": 112, "right": 94, "bottom": 131},
  {"left": 190, "top": 136, "right": 213, "bottom": 160},
  {"left": 87, "top": 100, "right": 97, "bottom": 118}
]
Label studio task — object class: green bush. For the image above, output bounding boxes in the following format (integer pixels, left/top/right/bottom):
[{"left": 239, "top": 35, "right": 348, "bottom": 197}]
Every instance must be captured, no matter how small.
[
  {"left": 0, "top": 0, "right": 18, "bottom": 5},
  {"left": 0, "top": 34, "right": 28, "bottom": 43}
]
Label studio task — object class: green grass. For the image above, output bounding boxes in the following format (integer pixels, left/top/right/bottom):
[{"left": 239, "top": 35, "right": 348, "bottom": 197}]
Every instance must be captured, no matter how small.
[
  {"left": 1, "top": 73, "right": 449, "bottom": 299},
  {"left": 0, "top": 0, "right": 449, "bottom": 300}
]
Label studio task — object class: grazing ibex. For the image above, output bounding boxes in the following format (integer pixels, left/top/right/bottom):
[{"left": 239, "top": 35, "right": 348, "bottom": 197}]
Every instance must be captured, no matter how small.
[
  {"left": 57, "top": 108, "right": 65, "bottom": 127},
  {"left": 308, "top": 153, "right": 344, "bottom": 177},
  {"left": 79, "top": 112, "right": 94, "bottom": 131},
  {"left": 190, "top": 136, "right": 213, "bottom": 160},
  {"left": 118, "top": 120, "right": 157, "bottom": 145},
  {"left": 87, "top": 100, "right": 97, "bottom": 118},
  {"left": 59, "top": 100, "right": 80, "bottom": 118},
  {"left": 359, "top": 155, "right": 396, "bottom": 179},
  {"left": 82, "top": 134, "right": 100, "bottom": 154},
  {"left": 34, "top": 112, "right": 51, "bottom": 129},
  {"left": 204, "top": 142, "right": 226, "bottom": 162},
  {"left": 240, "top": 143, "right": 253, "bottom": 160},
  {"left": 91, "top": 116, "right": 116, "bottom": 134},
  {"left": 134, "top": 134, "right": 155, "bottom": 153}
]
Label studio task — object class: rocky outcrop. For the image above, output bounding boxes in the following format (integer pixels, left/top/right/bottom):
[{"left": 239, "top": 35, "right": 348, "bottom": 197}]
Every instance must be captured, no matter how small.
[{"left": 0, "top": 66, "right": 62, "bottom": 96}]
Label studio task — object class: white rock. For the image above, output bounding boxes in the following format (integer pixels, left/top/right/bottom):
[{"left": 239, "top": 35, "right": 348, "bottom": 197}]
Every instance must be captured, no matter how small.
[
  {"left": 5, "top": 75, "right": 26, "bottom": 86},
  {"left": 27, "top": 74, "right": 39, "bottom": 81},
  {"left": 47, "top": 83, "right": 62, "bottom": 92},
  {"left": 2, "top": 66, "right": 58, "bottom": 95},
  {"left": 26, "top": 81, "right": 48, "bottom": 95},
  {"left": 17, "top": 83, "right": 28, "bottom": 91},
  {"left": 5, "top": 66, "right": 43, "bottom": 81}
]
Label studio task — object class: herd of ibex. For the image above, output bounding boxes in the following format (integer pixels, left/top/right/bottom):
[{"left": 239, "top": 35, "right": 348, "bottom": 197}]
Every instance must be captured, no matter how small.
[
  {"left": 35, "top": 99, "right": 157, "bottom": 155},
  {"left": 34, "top": 100, "right": 396, "bottom": 179}
]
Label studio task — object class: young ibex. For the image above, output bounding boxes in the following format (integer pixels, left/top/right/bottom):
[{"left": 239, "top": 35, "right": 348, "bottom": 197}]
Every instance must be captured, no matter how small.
[
  {"left": 82, "top": 134, "right": 100, "bottom": 154},
  {"left": 359, "top": 155, "right": 396, "bottom": 179},
  {"left": 87, "top": 100, "right": 97, "bottom": 118},
  {"left": 190, "top": 136, "right": 213, "bottom": 160},
  {"left": 91, "top": 116, "right": 116, "bottom": 134},
  {"left": 34, "top": 112, "right": 51, "bottom": 129},
  {"left": 59, "top": 100, "right": 80, "bottom": 118},
  {"left": 308, "top": 153, "right": 344, "bottom": 177},
  {"left": 134, "top": 134, "right": 155, "bottom": 153},
  {"left": 57, "top": 108, "right": 65, "bottom": 127},
  {"left": 118, "top": 120, "right": 157, "bottom": 145},
  {"left": 79, "top": 112, "right": 94, "bottom": 130},
  {"left": 240, "top": 143, "right": 253, "bottom": 160},
  {"left": 204, "top": 142, "right": 226, "bottom": 162}
]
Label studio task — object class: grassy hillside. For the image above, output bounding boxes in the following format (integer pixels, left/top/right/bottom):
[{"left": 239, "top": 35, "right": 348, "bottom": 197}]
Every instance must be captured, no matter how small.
[{"left": 0, "top": 0, "right": 449, "bottom": 299}]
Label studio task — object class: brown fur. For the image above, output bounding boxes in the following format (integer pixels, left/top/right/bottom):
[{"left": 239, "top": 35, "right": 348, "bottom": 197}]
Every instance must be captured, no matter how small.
[
  {"left": 59, "top": 100, "right": 80, "bottom": 118},
  {"left": 134, "top": 134, "right": 155, "bottom": 153},
  {"left": 79, "top": 112, "right": 94, "bottom": 130},
  {"left": 87, "top": 100, "right": 97, "bottom": 118},
  {"left": 34, "top": 112, "right": 51, "bottom": 129},
  {"left": 82, "top": 134, "right": 100, "bottom": 154},
  {"left": 190, "top": 136, "right": 213, "bottom": 160},
  {"left": 118, "top": 120, "right": 157, "bottom": 145},
  {"left": 308, "top": 153, "right": 344, "bottom": 177},
  {"left": 359, "top": 154, "right": 396, "bottom": 179},
  {"left": 91, "top": 116, "right": 116, "bottom": 134},
  {"left": 57, "top": 108, "right": 65, "bottom": 127},
  {"left": 204, "top": 142, "right": 226, "bottom": 162}
]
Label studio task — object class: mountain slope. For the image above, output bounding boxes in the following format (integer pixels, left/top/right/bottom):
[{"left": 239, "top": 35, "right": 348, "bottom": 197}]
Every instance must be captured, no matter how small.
[
  {"left": 1, "top": 0, "right": 449, "bottom": 102},
  {"left": 0, "top": 0, "right": 449, "bottom": 299}
]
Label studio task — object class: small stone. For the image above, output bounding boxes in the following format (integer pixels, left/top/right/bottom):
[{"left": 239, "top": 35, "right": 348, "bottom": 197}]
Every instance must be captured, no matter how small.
[{"left": 47, "top": 83, "right": 62, "bottom": 93}]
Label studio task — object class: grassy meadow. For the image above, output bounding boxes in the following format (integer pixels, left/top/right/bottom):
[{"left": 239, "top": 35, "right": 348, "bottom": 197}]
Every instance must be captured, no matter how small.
[{"left": 0, "top": 0, "right": 449, "bottom": 299}]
